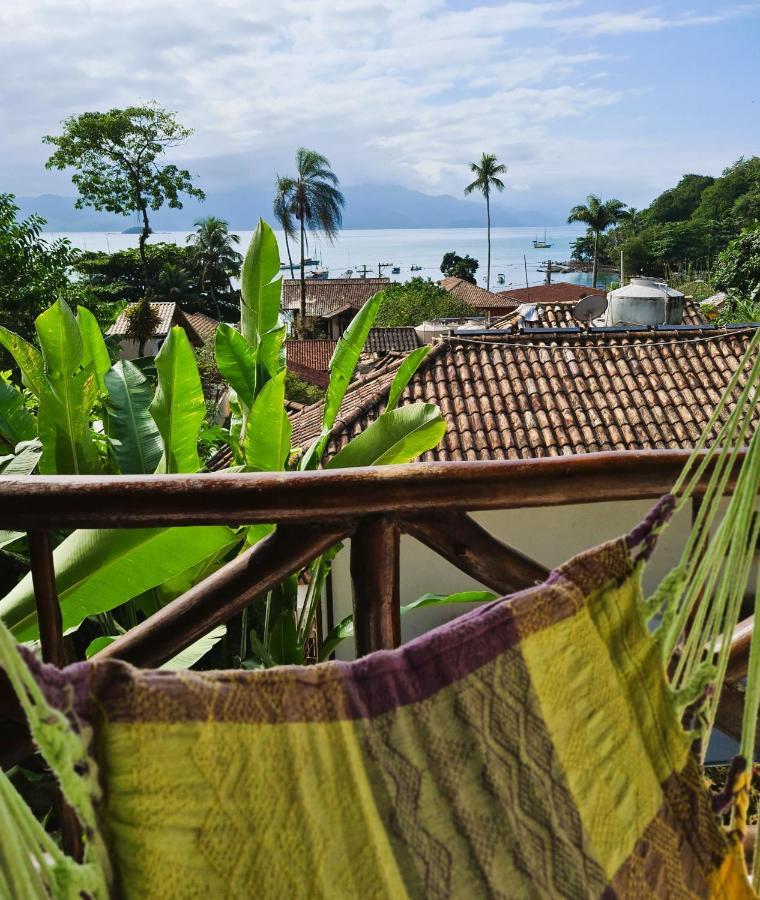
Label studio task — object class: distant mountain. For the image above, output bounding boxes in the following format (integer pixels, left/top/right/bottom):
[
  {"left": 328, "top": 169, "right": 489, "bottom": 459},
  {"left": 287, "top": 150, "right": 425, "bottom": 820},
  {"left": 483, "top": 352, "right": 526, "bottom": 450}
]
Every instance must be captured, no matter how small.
[{"left": 16, "top": 183, "right": 548, "bottom": 232}]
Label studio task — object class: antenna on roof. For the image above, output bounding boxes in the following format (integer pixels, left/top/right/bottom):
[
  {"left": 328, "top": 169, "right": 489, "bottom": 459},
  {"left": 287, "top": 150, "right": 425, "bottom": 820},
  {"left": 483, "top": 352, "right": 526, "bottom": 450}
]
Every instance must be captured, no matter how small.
[{"left": 571, "top": 294, "right": 608, "bottom": 328}]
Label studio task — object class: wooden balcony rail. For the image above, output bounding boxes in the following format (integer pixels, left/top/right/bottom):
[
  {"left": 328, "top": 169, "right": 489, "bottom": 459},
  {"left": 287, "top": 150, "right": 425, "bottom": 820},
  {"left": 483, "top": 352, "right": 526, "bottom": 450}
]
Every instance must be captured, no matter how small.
[{"left": 0, "top": 448, "right": 753, "bottom": 769}]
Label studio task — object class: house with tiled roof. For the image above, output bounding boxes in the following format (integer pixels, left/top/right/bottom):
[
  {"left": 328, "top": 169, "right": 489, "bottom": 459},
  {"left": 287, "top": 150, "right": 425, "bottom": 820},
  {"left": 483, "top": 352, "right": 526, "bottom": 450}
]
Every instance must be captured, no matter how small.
[
  {"left": 490, "top": 296, "right": 709, "bottom": 331},
  {"left": 281, "top": 278, "right": 390, "bottom": 338},
  {"left": 495, "top": 282, "right": 607, "bottom": 305},
  {"left": 438, "top": 277, "right": 518, "bottom": 317},
  {"left": 285, "top": 328, "right": 420, "bottom": 387},
  {"left": 107, "top": 302, "right": 219, "bottom": 359}
]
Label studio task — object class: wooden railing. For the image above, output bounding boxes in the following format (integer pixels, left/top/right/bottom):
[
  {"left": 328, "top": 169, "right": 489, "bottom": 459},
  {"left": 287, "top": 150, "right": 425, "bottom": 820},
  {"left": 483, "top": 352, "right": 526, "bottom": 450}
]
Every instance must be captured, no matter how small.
[{"left": 0, "top": 449, "right": 754, "bottom": 750}]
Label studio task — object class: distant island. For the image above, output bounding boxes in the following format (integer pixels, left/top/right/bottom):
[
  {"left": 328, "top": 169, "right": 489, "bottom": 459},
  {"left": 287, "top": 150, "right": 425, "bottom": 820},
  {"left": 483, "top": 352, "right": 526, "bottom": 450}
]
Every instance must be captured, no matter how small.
[{"left": 121, "top": 225, "right": 150, "bottom": 234}]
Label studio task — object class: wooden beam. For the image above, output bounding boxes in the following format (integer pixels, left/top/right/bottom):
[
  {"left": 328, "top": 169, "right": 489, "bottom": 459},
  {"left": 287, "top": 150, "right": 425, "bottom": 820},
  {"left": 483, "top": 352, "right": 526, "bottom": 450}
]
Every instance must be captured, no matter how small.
[
  {"left": 400, "top": 513, "right": 549, "bottom": 594},
  {"left": 95, "top": 524, "right": 350, "bottom": 669},
  {"left": 27, "top": 530, "right": 64, "bottom": 667},
  {"left": 351, "top": 517, "right": 400, "bottom": 656},
  {"left": 0, "top": 450, "right": 742, "bottom": 530}
]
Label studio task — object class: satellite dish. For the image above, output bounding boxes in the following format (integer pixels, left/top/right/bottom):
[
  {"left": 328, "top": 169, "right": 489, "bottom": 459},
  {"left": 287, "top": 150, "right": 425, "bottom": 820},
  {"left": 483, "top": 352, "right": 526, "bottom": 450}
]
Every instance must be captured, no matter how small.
[{"left": 572, "top": 294, "right": 608, "bottom": 325}]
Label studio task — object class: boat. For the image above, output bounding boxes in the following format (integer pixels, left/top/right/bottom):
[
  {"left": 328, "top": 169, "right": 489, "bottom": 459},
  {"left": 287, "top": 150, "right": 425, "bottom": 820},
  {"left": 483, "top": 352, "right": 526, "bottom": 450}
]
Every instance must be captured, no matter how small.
[
  {"left": 391, "top": 266, "right": 400, "bottom": 275},
  {"left": 496, "top": 274, "right": 505, "bottom": 285},
  {"left": 280, "top": 256, "right": 319, "bottom": 270},
  {"left": 532, "top": 229, "right": 552, "bottom": 249},
  {"left": 411, "top": 264, "right": 422, "bottom": 272},
  {"left": 307, "top": 267, "right": 329, "bottom": 280}
]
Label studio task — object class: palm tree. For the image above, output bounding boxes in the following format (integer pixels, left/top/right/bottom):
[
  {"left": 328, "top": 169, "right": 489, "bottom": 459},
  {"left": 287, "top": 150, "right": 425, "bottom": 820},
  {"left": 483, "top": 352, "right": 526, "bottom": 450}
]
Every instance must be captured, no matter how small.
[
  {"left": 274, "top": 149, "right": 345, "bottom": 338},
  {"left": 274, "top": 175, "right": 296, "bottom": 276},
  {"left": 186, "top": 217, "right": 242, "bottom": 320},
  {"left": 157, "top": 263, "right": 193, "bottom": 301},
  {"left": 567, "top": 195, "right": 629, "bottom": 288},
  {"left": 464, "top": 153, "right": 506, "bottom": 291}
]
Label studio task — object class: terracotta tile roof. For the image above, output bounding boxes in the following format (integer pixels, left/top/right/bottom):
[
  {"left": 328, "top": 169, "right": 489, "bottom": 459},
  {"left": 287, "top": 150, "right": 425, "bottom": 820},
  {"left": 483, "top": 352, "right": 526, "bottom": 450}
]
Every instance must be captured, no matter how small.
[
  {"left": 281, "top": 279, "right": 389, "bottom": 318},
  {"left": 439, "top": 277, "right": 517, "bottom": 310},
  {"left": 184, "top": 311, "right": 219, "bottom": 343},
  {"left": 286, "top": 340, "right": 337, "bottom": 374},
  {"left": 496, "top": 282, "right": 607, "bottom": 304},
  {"left": 490, "top": 296, "right": 708, "bottom": 330},
  {"left": 290, "top": 327, "right": 758, "bottom": 462},
  {"left": 367, "top": 327, "right": 420, "bottom": 353},
  {"left": 108, "top": 302, "right": 178, "bottom": 339}
]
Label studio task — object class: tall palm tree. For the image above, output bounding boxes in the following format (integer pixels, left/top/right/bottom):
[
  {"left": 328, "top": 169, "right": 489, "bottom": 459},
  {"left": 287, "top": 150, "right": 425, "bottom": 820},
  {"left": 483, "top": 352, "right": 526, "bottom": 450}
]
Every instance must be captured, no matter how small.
[
  {"left": 274, "top": 149, "right": 345, "bottom": 338},
  {"left": 157, "top": 263, "right": 193, "bottom": 301},
  {"left": 567, "top": 195, "right": 629, "bottom": 288},
  {"left": 187, "top": 217, "right": 242, "bottom": 320},
  {"left": 274, "top": 175, "right": 296, "bottom": 276},
  {"left": 464, "top": 153, "right": 506, "bottom": 291}
]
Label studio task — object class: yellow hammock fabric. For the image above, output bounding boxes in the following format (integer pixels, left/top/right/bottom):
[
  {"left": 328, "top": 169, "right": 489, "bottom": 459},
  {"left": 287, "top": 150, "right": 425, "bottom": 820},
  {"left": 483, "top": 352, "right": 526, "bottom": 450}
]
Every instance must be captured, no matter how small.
[{"left": 11, "top": 505, "right": 757, "bottom": 898}]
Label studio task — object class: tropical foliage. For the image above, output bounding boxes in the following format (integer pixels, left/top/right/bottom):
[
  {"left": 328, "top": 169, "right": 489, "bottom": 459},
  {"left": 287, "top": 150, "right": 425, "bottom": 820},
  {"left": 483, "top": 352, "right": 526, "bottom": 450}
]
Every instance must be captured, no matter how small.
[
  {"left": 712, "top": 226, "right": 760, "bottom": 323},
  {"left": 273, "top": 149, "right": 345, "bottom": 336},
  {"left": 567, "top": 194, "right": 628, "bottom": 287},
  {"left": 0, "top": 194, "right": 97, "bottom": 345},
  {"left": 186, "top": 217, "right": 243, "bottom": 320},
  {"left": 464, "top": 153, "right": 506, "bottom": 291},
  {"left": 440, "top": 251, "right": 479, "bottom": 284},
  {"left": 374, "top": 278, "right": 474, "bottom": 327},
  {"left": 0, "top": 220, "right": 448, "bottom": 669},
  {"left": 44, "top": 103, "right": 205, "bottom": 290}
]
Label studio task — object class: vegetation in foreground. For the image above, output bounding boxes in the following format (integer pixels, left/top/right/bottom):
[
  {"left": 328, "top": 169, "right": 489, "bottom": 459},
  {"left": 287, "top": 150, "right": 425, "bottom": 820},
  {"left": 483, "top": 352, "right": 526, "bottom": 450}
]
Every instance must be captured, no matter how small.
[{"left": 374, "top": 278, "right": 474, "bottom": 326}]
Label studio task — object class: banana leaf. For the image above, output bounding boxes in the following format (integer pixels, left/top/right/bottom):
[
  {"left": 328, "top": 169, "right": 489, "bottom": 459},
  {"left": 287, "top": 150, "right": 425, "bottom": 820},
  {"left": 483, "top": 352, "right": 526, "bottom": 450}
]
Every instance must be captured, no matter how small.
[
  {"left": 244, "top": 371, "right": 291, "bottom": 471},
  {"left": 0, "top": 440, "right": 42, "bottom": 476},
  {"left": 150, "top": 327, "right": 205, "bottom": 474},
  {"left": 385, "top": 345, "right": 431, "bottom": 412},
  {"left": 240, "top": 220, "right": 281, "bottom": 353},
  {"left": 0, "top": 525, "right": 239, "bottom": 640},
  {"left": 214, "top": 324, "right": 257, "bottom": 411},
  {"left": 104, "top": 360, "right": 162, "bottom": 475},
  {"left": 326, "top": 402, "right": 445, "bottom": 468},
  {"left": 0, "top": 376, "right": 36, "bottom": 447},
  {"left": 76, "top": 307, "right": 111, "bottom": 393},
  {"left": 84, "top": 625, "right": 227, "bottom": 671},
  {"left": 0, "top": 327, "right": 45, "bottom": 398}
]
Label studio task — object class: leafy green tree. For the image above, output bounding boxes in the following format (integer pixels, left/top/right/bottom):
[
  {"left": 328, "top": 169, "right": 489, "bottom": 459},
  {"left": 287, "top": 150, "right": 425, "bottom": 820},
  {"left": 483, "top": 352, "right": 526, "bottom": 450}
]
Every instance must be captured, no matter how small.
[
  {"left": 712, "top": 226, "right": 760, "bottom": 322},
  {"left": 644, "top": 174, "right": 715, "bottom": 225},
  {"left": 126, "top": 295, "right": 162, "bottom": 357},
  {"left": 157, "top": 263, "right": 194, "bottom": 301},
  {"left": 567, "top": 195, "right": 628, "bottom": 287},
  {"left": 43, "top": 103, "right": 205, "bottom": 289},
  {"left": 285, "top": 371, "right": 324, "bottom": 406},
  {"left": 464, "top": 153, "right": 506, "bottom": 291},
  {"left": 440, "top": 251, "right": 479, "bottom": 284},
  {"left": 186, "top": 217, "right": 242, "bottom": 321},
  {"left": 692, "top": 157, "right": 760, "bottom": 229},
  {"left": 375, "top": 278, "right": 473, "bottom": 327},
  {"left": 273, "top": 176, "right": 297, "bottom": 274},
  {"left": 0, "top": 194, "right": 94, "bottom": 344},
  {"left": 273, "top": 149, "right": 345, "bottom": 337}
]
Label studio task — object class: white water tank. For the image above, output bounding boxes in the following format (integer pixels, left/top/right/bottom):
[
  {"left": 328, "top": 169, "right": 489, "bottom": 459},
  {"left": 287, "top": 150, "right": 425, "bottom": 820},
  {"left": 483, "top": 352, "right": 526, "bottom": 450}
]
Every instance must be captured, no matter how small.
[{"left": 606, "top": 277, "right": 684, "bottom": 326}]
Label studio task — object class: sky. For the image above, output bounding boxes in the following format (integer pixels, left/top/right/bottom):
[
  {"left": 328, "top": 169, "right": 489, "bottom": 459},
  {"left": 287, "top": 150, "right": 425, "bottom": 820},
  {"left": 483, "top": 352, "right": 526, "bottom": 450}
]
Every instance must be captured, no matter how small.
[{"left": 1, "top": 0, "right": 758, "bottom": 215}]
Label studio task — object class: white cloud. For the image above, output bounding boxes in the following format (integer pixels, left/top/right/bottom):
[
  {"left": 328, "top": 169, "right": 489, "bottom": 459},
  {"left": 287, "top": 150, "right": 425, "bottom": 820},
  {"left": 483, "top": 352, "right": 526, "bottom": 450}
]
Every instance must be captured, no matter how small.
[{"left": 0, "top": 0, "right": 756, "bottom": 208}]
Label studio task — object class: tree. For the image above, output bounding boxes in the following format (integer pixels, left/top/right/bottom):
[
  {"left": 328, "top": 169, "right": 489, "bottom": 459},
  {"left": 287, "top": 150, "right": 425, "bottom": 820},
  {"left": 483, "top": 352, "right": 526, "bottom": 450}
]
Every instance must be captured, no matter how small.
[
  {"left": 375, "top": 278, "right": 474, "bottom": 327},
  {"left": 126, "top": 295, "right": 162, "bottom": 357},
  {"left": 567, "top": 195, "right": 628, "bottom": 287},
  {"left": 273, "top": 149, "right": 345, "bottom": 337},
  {"left": 440, "top": 251, "right": 479, "bottom": 284},
  {"left": 712, "top": 226, "right": 760, "bottom": 322},
  {"left": 186, "top": 217, "right": 242, "bottom": 320},
  {"left": 0, "top": 194, "right": 93, "bottom": 344},
  {"left": 157, "top": 263, "right": 194, "bottom": 301},
  {"left": 44, "top": 103, "right": 205, "bottom": 290},
  {"left": 274, "top": 176, "right": 296, "bottom": 275},
  {"left": 464, "top": 153, "right": 506, "bottom": 291}
]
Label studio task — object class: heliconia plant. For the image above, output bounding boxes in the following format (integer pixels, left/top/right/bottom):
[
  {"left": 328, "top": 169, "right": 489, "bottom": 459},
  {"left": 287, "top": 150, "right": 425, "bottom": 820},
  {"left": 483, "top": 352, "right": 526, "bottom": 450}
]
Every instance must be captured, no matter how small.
[{"left": 0, "top": 219, "right": 460, "bottom": 668}]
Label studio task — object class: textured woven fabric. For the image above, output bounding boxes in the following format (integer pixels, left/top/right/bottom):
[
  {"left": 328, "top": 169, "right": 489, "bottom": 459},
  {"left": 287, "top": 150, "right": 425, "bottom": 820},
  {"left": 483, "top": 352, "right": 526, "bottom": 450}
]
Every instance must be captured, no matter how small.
[{"left": 37, "top": 532, "right": 756, "bottom": 899}]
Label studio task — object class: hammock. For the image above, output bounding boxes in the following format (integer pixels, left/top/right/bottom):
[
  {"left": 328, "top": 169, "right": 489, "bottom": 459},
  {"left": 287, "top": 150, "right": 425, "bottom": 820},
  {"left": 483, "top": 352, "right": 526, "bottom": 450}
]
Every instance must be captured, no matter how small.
[{"left": 1, "top": 329, "right": 759, "bottom": 899}]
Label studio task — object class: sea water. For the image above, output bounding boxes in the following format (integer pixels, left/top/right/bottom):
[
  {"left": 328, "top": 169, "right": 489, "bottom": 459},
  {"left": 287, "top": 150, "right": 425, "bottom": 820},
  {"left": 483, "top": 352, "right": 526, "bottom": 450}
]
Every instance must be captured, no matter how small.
[{"left": 45, "top": 224, "right": 616, "bottom": 290}]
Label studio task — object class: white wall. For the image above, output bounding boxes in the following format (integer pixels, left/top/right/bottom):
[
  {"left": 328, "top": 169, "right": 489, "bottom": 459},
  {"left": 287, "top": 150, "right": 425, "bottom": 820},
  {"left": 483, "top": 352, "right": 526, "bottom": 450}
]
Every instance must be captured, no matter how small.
[
  {"left": 328, "top": 498, "right": 693, "bottom": 661},
  {"left": 118, "top": 337, "right": 161, "bottom": 360}
]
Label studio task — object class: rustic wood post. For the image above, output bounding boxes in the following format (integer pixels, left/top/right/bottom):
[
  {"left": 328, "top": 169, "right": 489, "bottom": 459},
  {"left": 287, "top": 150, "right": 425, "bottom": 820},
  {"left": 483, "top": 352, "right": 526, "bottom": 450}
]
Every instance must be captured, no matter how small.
[
  {"left": 27, "top": 530, "right": 64, "bottom": 667},
  {"left": 351, "top": 516, "right": 400, "bottom": 656}
]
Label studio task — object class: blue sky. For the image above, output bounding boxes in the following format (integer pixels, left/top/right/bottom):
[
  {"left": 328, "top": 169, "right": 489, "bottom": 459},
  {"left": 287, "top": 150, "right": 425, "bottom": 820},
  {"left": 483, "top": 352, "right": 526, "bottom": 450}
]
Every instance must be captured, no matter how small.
[{"left": 0, "top": 0, "right": 757, "bottom": 215}]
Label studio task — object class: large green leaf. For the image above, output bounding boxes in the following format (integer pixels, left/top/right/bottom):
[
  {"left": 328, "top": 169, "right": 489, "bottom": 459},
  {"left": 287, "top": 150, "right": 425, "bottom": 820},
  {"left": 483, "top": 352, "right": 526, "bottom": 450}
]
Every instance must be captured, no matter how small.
[
  {"left": 150, "top": 327, "right": 205, "bottom": 474},
  {"left": 214, "top": 324, "right": 256, "bottom": 411},
  {"left": 319, "top": 589, "right": 496, "bottom": 660},
  {"left": 0, "top": 531, "right": 24, "bottom": 551},
  {"left": 300, "top": 290, "right": 383, "bottom": 469},
  {"left": 77, "top": 306, "right": 111, "bottom": 393},
  {"left": 258, "top": 322, "right": 287, "bottom": 380},
  {"left": 0, "top": 327, "right": 45, "bottom": 398},
  {"left": 0, "top": 439, "right": 42, "bottom": 475},
  {"left": 0, "top": 525, "right": 238, "bottom": 640},
  {"left": 160, "top": 625, "right": 226, "bottom": 670},
  {"left": 240, "top": 220, "right": 281, "bottom": 352},
  {"left": 386, "top": 345, "right": 431, "bottom": 412},
  {"left": 0, "top": 376, "right": 36, "bottom": 446},
  {"left": 104, "top": 360, "right": 162, "bottom": 474},
  {"left": 243, "top": 371, "right": 291, "bottom": 471},
  {"left": 326, "top": 402, "right": 445, "bottom": 469},
  {"left": 34, "top": 300, "right": 101, "bottom": 474}
]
